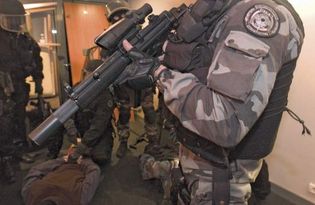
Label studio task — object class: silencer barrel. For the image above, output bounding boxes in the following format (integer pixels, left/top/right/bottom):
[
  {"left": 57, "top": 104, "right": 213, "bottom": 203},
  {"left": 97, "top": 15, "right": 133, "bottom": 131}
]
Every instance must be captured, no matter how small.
[{"left": 29, "top": 99, "right": 79, "bottom": 145}]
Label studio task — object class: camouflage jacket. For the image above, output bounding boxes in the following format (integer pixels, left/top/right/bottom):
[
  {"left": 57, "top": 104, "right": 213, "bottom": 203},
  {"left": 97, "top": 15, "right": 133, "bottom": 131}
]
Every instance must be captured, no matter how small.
[{"left": 157, "top": 0, "right": 304, "bottom": 148}]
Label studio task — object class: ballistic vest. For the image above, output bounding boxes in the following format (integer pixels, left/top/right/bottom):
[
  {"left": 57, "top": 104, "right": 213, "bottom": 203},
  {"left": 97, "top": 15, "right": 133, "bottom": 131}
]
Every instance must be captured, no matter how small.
[{"left": 164, "top": 0, "right": 304, "bottom": 166}]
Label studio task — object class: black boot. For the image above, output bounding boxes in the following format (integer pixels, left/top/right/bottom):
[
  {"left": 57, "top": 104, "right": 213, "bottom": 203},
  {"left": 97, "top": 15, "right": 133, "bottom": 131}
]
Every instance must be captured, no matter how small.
[
  {"left": 2, "top": 156, "right": 16, "bottom": 184},
  {"left": 116, "top": 141, "right": 128, "bottom": 158}
]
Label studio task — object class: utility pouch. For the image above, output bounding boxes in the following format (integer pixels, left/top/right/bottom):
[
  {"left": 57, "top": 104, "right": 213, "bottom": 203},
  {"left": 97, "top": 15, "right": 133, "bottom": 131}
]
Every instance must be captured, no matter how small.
[
  {"left": 177, "top": 11, "right": 206, "bottom": 43},
  {"left": 163, "top": 41, "right": 212, "bottom": 73}
]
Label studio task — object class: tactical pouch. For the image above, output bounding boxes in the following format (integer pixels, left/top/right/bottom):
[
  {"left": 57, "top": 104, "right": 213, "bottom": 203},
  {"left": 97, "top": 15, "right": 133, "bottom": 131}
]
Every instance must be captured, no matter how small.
[
  {"left": 208, "top": 31, "right": 270, "bottom": 101},
  {"left": 163, "top": 41, "right": 212, "bottom": 73},
  {"left": 176, "top": 11, "right": 206, "bottom": 43}
]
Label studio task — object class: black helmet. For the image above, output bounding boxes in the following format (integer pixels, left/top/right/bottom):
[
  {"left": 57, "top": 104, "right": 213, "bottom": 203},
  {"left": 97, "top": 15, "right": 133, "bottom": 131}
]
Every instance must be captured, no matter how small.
[
  {"left": 0, "top": 0, "right": 26, "bottom": 15},
  {"left": 105, "top": 0, "right": 129, "bottom": 24},
  {"left": 0, "top": 0, "right": 27, "bottom": 33}
]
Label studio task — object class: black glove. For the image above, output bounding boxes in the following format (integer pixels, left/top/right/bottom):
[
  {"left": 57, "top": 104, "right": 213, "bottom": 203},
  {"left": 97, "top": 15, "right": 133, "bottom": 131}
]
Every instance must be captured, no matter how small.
[
  {"left": 35, "top": 81, "right": 43, "bottom": 94},
  {"left": 115, "top": 47, "right": 160, "bottom": 90}
]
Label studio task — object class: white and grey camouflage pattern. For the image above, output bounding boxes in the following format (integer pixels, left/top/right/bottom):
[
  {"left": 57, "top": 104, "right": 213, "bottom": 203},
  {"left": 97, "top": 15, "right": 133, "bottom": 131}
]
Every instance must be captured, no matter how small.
[
  {"left": 158, "top": 0, "right": 304, "bottom": 148},
  {"left": 157, "top": 0, "right": 304, "bottom": 204}
]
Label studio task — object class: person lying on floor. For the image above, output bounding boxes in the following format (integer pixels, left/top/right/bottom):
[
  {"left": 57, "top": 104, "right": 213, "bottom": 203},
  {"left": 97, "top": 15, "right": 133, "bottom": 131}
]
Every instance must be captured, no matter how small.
[{"left": 21, "top": 147, "right": 101, "bottom": 205}]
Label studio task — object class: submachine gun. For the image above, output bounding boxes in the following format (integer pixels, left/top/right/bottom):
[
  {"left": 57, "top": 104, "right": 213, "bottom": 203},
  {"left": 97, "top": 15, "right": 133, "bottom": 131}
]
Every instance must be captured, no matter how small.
[{"left": 29, "top": 3, "right": 187, "bottom": 145}]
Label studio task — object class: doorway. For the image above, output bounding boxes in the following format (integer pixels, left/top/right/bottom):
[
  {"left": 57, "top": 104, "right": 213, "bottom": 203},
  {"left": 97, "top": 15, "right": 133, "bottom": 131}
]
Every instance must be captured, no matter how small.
[{"left": 63, "top": 2, "right": 109, "bottom": 84}]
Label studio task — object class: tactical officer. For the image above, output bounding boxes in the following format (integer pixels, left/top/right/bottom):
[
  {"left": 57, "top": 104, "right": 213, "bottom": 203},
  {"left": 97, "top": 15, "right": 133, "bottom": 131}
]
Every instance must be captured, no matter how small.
[
  {"left": 64, "top": 59, "right": 115, "bottom": 165},
  {"left": 103, "top": 0, "right": 159, "bottom": 158},
  {"left": 114, "top": 86, "right": 158, "bottom": 158},
  {"left": 120, "top": 0, "right": 304, "bottom": 204},
  {"left": 0, "top": 0, "right": 44, "bottom": 183}
]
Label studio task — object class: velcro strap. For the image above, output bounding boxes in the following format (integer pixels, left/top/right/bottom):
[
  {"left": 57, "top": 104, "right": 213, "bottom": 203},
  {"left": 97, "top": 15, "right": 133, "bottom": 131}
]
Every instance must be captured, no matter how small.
[{"left": 213, "top": 166, "right": 230, "bottom": 205}]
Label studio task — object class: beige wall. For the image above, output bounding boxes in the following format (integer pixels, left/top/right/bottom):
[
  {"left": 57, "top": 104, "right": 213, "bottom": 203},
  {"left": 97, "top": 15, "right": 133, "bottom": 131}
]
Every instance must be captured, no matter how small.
[
  {"left": 130, "top": 0, "right": 315, "bottom": 203},
  {"left": 129, "top": 0, "right": 195, "bottom": 14},
  {"left": 266, "top": 0, "right": 315, "bottom": 203}
]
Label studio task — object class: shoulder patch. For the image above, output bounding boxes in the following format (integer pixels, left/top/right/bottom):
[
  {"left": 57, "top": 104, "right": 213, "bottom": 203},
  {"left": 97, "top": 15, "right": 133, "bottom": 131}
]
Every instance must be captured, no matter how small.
[{"left": 244, "top": 4, "right": 279, "bottom": 38}]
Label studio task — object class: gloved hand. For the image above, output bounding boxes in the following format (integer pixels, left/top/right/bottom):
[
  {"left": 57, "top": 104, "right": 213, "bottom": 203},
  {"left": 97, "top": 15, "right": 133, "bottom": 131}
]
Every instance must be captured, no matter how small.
[
  {"left": 64, "top": 143, "right": 89, "bottom": 164},
  {"left": 114, "top": 40, "right": 162, "bottom": 90},
  {"left": 35, "top": 81, "right": 43, "bottom": 94},
  {"left": 65, "top": 151, "right": 82, "bottom": 164}
]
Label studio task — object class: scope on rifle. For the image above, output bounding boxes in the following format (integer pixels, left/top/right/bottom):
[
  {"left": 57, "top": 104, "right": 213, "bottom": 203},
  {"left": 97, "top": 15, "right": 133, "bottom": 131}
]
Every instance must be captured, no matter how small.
[{"left": 95, "top": 3, "right": 152, "bottom": 51}]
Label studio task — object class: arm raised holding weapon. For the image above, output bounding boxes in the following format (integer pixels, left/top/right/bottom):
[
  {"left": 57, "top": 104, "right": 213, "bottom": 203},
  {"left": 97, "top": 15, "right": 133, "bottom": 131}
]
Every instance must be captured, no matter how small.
[{"left": 29, "top": 3, "right": 187, "bottom": 145}]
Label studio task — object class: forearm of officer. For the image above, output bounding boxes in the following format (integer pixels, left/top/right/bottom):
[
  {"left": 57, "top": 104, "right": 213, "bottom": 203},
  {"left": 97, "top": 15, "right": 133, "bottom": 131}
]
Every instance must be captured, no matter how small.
[
  {"left": 81, "top": 113, "right": 108, "bottom": 147},
  {"left": 64, "top": 118, "right": 80, "bottom": 144},
  {"left": 30, "top": 55, "right": 44, "bottom": 83},
  {"left": 156, "top": 69, "right": 256, "bottom": 147},
  {"left": 81, "top": 96, "right": 113, "bottom": 147},
  {"left": 31, "top": 40, "right": 44, "bottom": 80}
]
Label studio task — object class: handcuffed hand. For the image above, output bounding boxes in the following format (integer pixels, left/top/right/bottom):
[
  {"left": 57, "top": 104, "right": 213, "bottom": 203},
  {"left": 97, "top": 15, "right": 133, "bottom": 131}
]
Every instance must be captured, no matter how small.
[
  {"left": 67, "top": 134, "right": 79, "bottom": 145},
  {"left": 64, "top": 145, "right": 83, "bottom": 164},
  {"left": 114, "top": 40, "right": 162, "bottom": 90}
]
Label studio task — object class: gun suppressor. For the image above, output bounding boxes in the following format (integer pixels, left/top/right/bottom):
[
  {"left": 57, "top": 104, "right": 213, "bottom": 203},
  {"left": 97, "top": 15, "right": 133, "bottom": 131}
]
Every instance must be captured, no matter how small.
[{"left": 29, "top": 100, "right": 79, "bottom": 145}]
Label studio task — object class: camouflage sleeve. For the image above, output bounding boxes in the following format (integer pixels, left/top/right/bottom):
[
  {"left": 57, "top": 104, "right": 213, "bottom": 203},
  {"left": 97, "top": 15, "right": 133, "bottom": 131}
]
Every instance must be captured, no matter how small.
[
  {"left": 157, "top": 0, "right": 304, "bottom": 147},
  {"left": 81, "top": 90, "right": 114, "bottom": 147}
]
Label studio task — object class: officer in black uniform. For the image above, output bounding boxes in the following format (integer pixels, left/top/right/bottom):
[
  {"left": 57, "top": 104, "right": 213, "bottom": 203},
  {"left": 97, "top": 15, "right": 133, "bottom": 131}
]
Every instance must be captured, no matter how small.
[
  {"left": 0, "top": 0, "right": 44, "bottom": 183},
  {"left": 64, "top": 59, "right": 115, "bottom": 165},
  {"left": 103, "top": 0, "right": 159, "bottom": 158}
]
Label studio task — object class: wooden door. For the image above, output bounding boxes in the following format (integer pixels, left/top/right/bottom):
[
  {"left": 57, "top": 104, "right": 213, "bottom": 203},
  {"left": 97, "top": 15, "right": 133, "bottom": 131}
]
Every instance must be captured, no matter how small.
[{"left": 64, "top": 2, "right": 109, "bottom": 84}]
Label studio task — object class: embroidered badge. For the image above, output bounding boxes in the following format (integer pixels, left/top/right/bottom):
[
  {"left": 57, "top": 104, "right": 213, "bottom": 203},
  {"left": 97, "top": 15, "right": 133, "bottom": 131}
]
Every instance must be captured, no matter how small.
[{"left": 244, "top": 4, "right": 279, "bottom": 37}]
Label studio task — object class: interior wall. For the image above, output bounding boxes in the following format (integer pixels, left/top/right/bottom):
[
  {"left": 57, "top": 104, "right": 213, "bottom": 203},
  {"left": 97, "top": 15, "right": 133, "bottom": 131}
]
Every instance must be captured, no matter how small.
[
  {"left": 130, "top": 0, "right": 315, "bottom": 203},
  {"left": 64, "top": 2, "right": 109, "bottom": 84},
  {"left": 129, "top": 0, "right": 195, "bottom": 14},
  {"left": 266, "top": 0, "right": 315, "bottom": 203}
]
